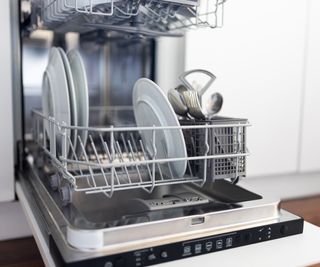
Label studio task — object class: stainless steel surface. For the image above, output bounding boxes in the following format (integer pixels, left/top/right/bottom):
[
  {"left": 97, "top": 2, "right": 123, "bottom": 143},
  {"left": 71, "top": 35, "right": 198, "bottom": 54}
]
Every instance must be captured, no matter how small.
[
  {"left": 10, "top": 0, "right": 23, "bottom": 165},
  {"left": 26, "top": 0, "right": 226, "bottom": 36},
  {"left": 17, "top": 159, "right": 292, "bottom": 259},
  {"left": 20, "top": 34, "right": 154, "bottom": 137},
  {"left": 167, "top": 89, "right": 188, "bottom": 117}
]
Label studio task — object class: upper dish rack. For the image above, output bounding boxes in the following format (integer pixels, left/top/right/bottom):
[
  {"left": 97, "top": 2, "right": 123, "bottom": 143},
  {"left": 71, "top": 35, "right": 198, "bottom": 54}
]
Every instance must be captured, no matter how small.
[
  {"left": 31, "top": 108, "right": 249, "bottom": 204},
  {"left": 29, "top": 0, "right": 226, "bottom": 36}
]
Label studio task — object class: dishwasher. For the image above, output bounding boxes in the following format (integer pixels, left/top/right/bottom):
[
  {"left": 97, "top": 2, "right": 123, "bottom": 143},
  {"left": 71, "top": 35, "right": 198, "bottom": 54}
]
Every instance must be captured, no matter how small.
[{"left": 10, "top": 0, "right": 304, "bottom": 266}]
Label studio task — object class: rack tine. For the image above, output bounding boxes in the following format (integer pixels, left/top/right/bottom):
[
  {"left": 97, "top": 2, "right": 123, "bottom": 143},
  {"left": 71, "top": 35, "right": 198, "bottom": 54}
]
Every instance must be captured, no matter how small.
[
  {"left": 200, "top": 125, "right": 209, "bottom": 186},
  {"left": 187, "top": 160, "right": 194, "bottom": 177},
  {"left": 115, "top": 140, "right": 131, "bottom": 184},
  {"left": 135, "top": 131, "right": 164, "bottom": 181},
  {"left": 129, "top": 133, "right": 139, "bottom": 154},
  {"left": 40, "top": 115, "right": 45, "bottom": 148},
  {"left": 120, "top": 133, "right": 135, "bottom": 172},
  {"left": 156, "top": 161, "right": 164, "bottom": 181},
  {"left": 89, "top": 135, "right": 109, "bottom": 188},
  {"left": 99, "top": 133, "right": 120, "bottom": 186},
  {"left": 120, "top": 133, "right": 129, "bottom": 154},
  {"left": 158, "top": 137, "right": 174, "bottom": 180},
  {"left": 148, "top": 128, "right": 157, "bottom": 192},
  {"left": 139, "top": 139, "right": 153, "bottom": 192},
  {"left": 78, "top": 135, "right": 96, "bottom": 188},
  {"left": 67, "top": 135, "right": 83, "bottom": 176},
  {"left": 127, "top": 140, "right": 143, "bottom": 183}
]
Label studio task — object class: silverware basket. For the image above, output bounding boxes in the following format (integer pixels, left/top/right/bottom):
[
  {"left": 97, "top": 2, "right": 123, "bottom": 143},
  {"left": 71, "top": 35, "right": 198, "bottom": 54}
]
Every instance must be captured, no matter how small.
[
  {"left": 180, "top": 117, "right": 248, "bottom": 181},
  {"left": 31, "top": 108, "right": 249, "bottom": 202}
]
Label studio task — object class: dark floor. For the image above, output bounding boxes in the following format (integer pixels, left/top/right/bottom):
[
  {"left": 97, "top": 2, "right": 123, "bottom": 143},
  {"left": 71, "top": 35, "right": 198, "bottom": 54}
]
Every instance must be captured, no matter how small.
[
  {"left": 0, "top": 237, "right": 44, "bottom": 267},
  {"left": 280, "top": 195, "right": 320, "bottom": 227},
  {"left": 1, "top": 196, "right": 320, "bottom": 267}
]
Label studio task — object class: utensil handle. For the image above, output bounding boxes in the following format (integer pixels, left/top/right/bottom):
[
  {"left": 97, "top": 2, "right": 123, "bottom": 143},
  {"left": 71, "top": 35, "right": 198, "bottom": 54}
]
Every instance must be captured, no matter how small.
[{"left": 179, "top": 69, "right": 216, "bottom": 95}]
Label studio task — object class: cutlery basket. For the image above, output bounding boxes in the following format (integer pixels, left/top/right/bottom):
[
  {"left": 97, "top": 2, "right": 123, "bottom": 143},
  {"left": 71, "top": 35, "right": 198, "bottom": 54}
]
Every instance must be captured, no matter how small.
[{"left": 180, "top": 117, "right": 248, "bottom": 182}]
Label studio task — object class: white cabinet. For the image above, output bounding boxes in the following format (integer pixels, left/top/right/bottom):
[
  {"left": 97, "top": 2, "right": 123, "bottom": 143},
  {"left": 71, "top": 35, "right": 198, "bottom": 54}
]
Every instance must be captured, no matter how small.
[
  {"left": 299, "top": 0, "right": 320, "bottom": 172},
  {"left": 0, "top": 0, "right": 15, "bottom": 201},
  {"left": 185, "top": 0, "right": 306, "bottom": 177}
]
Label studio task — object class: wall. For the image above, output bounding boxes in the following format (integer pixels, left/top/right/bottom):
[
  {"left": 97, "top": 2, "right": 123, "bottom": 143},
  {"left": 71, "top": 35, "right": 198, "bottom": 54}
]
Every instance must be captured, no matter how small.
[
  {"left": 0, "top": 0, "right": 32, "bottom": 241},
  {"left": 185, "top": 0, "right": 309, "bottom": 177},
  {"left": 299, "top": 0, "right": 320, "bottom": 172},
  {"left": 0, "top": 202, "right": 32, "bottom": 240},
  {"left": 0, "top": 0, "right": 15, "bottom": 200}
]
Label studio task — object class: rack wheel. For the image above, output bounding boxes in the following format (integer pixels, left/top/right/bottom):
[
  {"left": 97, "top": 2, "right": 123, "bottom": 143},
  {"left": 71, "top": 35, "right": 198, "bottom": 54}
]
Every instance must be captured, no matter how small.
[
  {"left": 49, "top": 173, "right": 61, "bottom": 191},
  {"left": 231, "top": 177, "right": 238, "bottom": 184},
  {"left": 35, "top": 155, "right": 45, "bottom": 168},
  {"left": 59, "top": 184, "right": 72, "bottom": 206},
  {"left": 231, "top": 176, "right": 243, "bottom": 185}
]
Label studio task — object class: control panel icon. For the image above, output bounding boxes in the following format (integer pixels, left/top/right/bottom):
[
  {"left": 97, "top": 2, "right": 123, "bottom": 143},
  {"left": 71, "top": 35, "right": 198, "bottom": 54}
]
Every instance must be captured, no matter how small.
[
  {"left": 195, "top": 243, "right": 202, "bottom": 254},
  {"left": 183, "top": 246, "right": 192, "bottom": 255},
  {"left": 147, "top": 253, "right": 156, "bottom": 261},
  {"left": 226, "top": 237, "right": 233, "bottom": 247},
  {"left": 216, "top": 239, "right": 223, "bottom": 249},
  {"left": 205, "top": 241, "right": 213, "bottom": 251}
]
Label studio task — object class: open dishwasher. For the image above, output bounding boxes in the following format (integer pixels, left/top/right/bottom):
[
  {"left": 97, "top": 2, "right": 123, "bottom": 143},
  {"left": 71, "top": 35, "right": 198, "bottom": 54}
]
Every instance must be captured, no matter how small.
[{"left": 10, "top": 0, "right": 303, "bottom": 266}]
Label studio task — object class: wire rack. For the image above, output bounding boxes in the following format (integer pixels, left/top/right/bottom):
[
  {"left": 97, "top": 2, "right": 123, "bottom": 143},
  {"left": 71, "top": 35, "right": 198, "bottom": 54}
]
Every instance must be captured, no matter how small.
[
  {"left": 31, "top": 108, "right": 249, "bottom": 200},
  {"left": 30, "top": 0, "right": 226, "bottom": 36},
  {"left": 181, "top": 118, "right": 247, "bottom": 181}
]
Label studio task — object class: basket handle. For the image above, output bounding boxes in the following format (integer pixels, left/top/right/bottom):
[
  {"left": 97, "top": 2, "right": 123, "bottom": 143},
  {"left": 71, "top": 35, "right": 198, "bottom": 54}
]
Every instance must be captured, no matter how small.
[{"left": 179, "top": 69, "right": 216, "bottom": 95}]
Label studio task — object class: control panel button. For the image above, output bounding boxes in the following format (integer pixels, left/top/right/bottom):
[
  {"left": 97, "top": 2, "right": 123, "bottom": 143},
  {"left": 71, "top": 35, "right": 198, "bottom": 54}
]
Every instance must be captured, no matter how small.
[
  {"left": 226, "top": 237, "right": 233, "bottom": 247},
  {"left": 114, "top": 257, "right": 126, "bottom": 267},
  {"left": 280, "top": 225, "right": 289, "bottom": 235},
  {"left": 104, "top": 261, "right": 113, "bottom": 267},
  {"left": 183, "top": 245, "right": 191, "bottom": 254},
  {"left": 216, "top": 239, "right": 223, "bottom": 249},
  {"left": 147, "top": 253, "right": 156, "bottom": 261},
  {"left": 205, "top": 241, "right": 213, "bottom": 251},
  {"left": 195, "top": 243, "right": 202, "bottom": 254},
  {"left": 160, "top": 251, "right": 168, "bottom": 259}
]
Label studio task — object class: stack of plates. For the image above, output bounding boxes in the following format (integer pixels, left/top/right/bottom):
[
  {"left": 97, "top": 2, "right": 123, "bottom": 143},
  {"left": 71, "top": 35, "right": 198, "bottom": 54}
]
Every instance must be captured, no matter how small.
[{"left": 42, "top": 47, "right": 89, "bottom": 157}]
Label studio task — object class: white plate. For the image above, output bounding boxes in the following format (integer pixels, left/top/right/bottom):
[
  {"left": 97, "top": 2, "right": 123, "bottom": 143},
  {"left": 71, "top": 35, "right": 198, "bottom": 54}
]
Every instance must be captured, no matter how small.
[
  {"left": 41, "top": 70, "right": 55, "bottom": 138},
  {"left": 44, "top": 47, "right": 71, "bottom": 155},
  {"left": 132, "top": 78, "right": 187, "bottom": 178},
  {"left": 67, "top": 49, "right": 89, "bottom": 155},
  {"left": 58, "top": 48, "right": 78, "bottom": 155}
]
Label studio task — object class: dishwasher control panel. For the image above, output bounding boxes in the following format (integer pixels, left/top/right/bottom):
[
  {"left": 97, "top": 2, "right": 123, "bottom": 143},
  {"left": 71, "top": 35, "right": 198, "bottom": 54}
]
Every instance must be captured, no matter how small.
[{"left": 59, "top": 218, "right": 303, "bottom": 267}]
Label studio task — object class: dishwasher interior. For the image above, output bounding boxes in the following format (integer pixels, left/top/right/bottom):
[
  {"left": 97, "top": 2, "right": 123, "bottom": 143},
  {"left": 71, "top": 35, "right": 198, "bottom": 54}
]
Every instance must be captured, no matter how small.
[{"left": 13, "top": 0, "right": 304, "bottom": 266}]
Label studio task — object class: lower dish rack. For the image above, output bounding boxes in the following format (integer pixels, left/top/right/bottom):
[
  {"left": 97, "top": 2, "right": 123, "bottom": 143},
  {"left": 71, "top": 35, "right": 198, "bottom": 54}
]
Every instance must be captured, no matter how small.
[{"left": 31, "top": 108, "right": 249, "bottom": 203}]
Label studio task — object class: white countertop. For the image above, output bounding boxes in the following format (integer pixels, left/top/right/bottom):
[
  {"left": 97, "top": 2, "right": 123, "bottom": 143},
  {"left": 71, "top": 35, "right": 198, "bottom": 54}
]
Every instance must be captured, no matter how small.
[
  {"left": 240, "top": 172, "right": 320, "bottom": 200},
  {"left": 161, "top": 222, "right": 320, "bottom": 267}
]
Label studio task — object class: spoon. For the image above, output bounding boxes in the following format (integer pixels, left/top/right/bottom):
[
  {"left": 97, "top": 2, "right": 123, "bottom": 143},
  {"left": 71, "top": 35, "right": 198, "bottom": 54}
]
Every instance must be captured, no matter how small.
[
  {"left": 201, "top": 91, "right": 223, "bottom": 119},
  {"left": 167, "top": 88, "right": 188, "bottom": 117}
]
